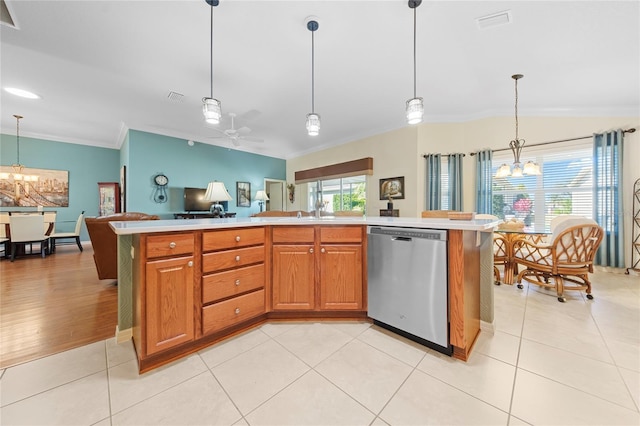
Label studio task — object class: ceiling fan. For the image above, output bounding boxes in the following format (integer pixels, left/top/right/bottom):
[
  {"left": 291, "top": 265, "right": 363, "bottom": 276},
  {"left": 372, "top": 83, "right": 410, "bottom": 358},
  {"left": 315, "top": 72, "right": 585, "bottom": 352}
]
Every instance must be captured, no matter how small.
[{"left": 208, "top": 112, "right": 264, "bottom": 147}]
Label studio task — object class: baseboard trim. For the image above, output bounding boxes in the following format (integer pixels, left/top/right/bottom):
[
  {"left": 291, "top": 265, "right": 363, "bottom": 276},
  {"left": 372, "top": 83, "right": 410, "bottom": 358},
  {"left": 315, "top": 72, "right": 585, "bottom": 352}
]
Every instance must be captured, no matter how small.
[
  {"left": 116, "top": 325, "right": 132, "bottom": 343},
  {"left": 480, "top": 320, "right": 495, "bottom": 334}
]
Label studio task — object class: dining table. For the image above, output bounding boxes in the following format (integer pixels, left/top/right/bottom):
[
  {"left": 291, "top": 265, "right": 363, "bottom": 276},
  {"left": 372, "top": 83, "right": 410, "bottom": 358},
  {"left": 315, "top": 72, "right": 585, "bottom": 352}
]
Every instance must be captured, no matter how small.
[
  {"left": 0, "top": 211, "right": 57, "bottom": 258},
  {"left": 495, "top": 226, "right": 551, "bottom": 285}
]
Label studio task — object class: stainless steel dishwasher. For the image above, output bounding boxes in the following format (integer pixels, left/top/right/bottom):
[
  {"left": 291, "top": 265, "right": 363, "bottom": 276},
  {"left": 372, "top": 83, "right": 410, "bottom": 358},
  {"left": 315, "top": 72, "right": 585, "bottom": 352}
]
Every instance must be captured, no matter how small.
[{"left": 367, "top": 226, "right": 451, "bottom": 355}]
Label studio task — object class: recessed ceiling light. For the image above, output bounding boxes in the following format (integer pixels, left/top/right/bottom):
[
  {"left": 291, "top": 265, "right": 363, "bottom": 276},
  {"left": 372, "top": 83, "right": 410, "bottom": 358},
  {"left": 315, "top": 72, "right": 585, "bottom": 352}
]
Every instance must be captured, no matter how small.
[{"left": 4, "top": 87, "right": 41, "bottom": 99}]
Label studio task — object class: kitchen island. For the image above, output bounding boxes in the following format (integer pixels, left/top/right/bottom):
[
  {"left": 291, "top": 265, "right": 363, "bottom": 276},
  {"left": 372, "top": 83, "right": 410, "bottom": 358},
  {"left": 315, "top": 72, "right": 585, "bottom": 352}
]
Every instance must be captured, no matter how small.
[{"left": 111, "top": 216, "right": 499, "bottom": 372}]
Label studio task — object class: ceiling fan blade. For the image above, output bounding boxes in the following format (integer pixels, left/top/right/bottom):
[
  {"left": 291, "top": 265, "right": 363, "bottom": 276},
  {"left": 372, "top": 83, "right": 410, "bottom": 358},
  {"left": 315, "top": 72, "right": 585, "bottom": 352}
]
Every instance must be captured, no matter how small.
[{"left": 240, "top": 136, "right": 264, "bottom": 143}]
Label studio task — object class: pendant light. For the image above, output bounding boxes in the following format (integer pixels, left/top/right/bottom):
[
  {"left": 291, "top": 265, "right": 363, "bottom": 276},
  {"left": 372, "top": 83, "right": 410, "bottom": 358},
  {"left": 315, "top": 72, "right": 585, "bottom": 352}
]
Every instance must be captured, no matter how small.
[
  {"left": 406, "top": 0, "right": 423, "bottom": 125},
  {"left": 495, "top": 74, "right": 542, "bottom": 178},
  {"left": 202, "top": 0, "right": 221, "bottom": 125},
  {"left": 305, "top": 17, "right": 320, "bottom": 136}
]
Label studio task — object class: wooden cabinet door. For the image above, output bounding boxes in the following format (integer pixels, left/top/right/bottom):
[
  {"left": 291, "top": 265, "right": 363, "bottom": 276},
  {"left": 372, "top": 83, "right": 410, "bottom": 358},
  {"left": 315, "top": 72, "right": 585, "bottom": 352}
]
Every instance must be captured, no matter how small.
[
  {"left": 319, "top": 244, "right": 363, "bottom": 310},
  {"left": 145, "top": 256, "right": 194, "bottom": 355},
  {"left": 272, "top": 244, "right": 315, "bottom": 310}
]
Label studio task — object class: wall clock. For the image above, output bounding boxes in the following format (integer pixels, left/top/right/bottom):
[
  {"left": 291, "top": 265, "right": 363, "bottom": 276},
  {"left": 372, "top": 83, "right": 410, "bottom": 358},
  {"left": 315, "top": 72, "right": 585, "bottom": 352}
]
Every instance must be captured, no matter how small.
[{"left": 153, "top": 173, "right": 169, "bottom": 203}]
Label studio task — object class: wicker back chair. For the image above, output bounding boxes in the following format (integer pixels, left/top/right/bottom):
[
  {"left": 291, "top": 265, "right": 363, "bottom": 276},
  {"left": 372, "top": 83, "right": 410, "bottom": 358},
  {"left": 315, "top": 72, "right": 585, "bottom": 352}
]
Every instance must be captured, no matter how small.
[
  {"left": 476, "top": 214, "right": 509, "bottom": 284},
  {"left": 513, "top": 218, "right": 603, "bottom": 302}
]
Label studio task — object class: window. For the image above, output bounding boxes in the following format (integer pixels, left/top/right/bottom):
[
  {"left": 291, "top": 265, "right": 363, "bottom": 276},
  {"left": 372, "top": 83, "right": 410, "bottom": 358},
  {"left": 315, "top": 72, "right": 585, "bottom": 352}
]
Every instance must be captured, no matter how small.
[
  {"left": 440, "top": 157, "right": 449, "bottom": 210},
  {"left": 308, "top": 176, "right": 367, "bottom": 213},
  {"left": 492, "top": 140, "right": 593, "bottom": 230}
]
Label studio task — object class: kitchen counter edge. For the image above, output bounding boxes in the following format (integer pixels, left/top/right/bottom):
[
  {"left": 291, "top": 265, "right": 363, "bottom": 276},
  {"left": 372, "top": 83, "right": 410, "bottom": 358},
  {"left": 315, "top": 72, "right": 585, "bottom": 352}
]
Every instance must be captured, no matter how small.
[{"left": 110, "top": 216, "right": 501, "bottom": 235}]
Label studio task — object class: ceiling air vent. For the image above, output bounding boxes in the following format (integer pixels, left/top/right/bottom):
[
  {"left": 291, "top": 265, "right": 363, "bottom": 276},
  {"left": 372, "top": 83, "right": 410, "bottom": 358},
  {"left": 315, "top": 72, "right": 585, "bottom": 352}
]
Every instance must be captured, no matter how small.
[
  {"left": 476, "top": 10, "right": 512, "bottom": 30},
  {"left": 167, "top": 91, "right": 185, "bottom": 103}
]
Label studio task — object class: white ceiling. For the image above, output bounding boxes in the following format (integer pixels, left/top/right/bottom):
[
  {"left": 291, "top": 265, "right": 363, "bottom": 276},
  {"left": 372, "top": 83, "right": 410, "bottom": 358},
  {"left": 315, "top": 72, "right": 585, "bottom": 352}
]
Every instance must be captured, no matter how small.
[{"left": 1, "top": 0, "right": 638, "bottom": 160}]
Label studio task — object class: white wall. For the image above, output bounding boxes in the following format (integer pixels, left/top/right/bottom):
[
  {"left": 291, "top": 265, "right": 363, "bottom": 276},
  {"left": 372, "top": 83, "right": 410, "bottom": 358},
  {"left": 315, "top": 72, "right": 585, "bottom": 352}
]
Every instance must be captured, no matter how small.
[{"left": 286, "top": 126, "right": 418, "bottom": 217}]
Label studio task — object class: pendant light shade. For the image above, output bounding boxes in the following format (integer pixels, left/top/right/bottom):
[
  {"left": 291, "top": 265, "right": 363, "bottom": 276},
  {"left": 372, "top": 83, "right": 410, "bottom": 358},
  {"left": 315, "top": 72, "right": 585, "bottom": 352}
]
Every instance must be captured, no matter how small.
[
  {"left": 406, "top": 0, "right": 423, "bottom": 125},
  {"left": 202, "top": 0, "right": 221, "bottom": 124},
  {"left": 306, "top": 113, "right": 320, "bottom": 136},
  {"left": 306, "top": 17, "right": 320, "bottom": 136}
]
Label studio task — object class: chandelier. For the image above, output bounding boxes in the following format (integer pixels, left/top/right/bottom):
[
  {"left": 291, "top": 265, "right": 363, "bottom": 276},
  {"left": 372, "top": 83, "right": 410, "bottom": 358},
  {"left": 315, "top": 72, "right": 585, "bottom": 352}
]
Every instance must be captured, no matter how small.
[{"left": 495, "top": 74, "right": 541, "bottom": 178}]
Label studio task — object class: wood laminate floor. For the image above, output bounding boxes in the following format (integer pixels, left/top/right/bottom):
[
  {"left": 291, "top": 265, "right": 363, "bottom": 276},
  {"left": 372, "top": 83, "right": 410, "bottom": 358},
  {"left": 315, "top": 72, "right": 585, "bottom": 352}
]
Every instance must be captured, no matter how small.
[{"left": 0, "top": 243, "right": 118, "bottom": 369}]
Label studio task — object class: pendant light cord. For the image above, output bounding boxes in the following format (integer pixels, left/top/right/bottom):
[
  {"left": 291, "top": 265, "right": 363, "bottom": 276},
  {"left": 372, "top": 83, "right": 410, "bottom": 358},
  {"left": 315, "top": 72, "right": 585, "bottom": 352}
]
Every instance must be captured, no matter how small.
[
  {"left": 311, "top": 28, "right": 315, "bottom": 113},
  {"left": 209, "top": 5, "right": 214, "bottom": 99},
  {"left": 413, "top": 6, "right": 417, "bottom": 98},
  {"left": 14, "top": 114, "right": 21, "bottom": 164},
  {"left": 514, "top": 77, "right": 519, "bottom": 141}
]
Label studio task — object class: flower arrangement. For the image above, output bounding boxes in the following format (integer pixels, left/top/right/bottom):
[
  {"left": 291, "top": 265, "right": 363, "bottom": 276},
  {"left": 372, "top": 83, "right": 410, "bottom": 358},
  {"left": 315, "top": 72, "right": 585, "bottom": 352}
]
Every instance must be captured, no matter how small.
[{"left": 513, "top": 197, "right": 532, "bottom": 213}]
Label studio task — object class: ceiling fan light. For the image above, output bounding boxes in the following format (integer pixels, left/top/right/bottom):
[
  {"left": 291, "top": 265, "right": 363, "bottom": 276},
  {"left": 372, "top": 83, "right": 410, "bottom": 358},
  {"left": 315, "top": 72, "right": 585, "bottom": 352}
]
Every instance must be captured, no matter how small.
[
  {"left": 306, "top": 113, "right": 320, "bottom": 136},
  {"left": 202, "top": 98, "right": 221, "bottom": 124},
  {"left": 495, "top": 163, "right": 512, "bottom": 178},
  {"left": 406, "top": 97, "right": 424, "bottom": 124}
]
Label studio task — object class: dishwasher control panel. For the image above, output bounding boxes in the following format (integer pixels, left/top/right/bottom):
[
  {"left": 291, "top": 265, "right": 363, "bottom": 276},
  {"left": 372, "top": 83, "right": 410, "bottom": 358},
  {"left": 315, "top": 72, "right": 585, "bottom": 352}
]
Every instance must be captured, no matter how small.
[{"left": 368, "top": 226, "right": 447, "bottom": 241}]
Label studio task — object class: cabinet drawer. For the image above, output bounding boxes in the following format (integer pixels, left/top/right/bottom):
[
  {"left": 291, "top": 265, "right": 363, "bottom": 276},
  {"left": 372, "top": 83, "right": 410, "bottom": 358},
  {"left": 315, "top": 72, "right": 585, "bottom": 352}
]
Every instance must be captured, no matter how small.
[
  {"left": 203, "top": 264, "right": 265, "bottom": 304},
  {"left": 320, "top": 226, "right": 363, "bottom": 243},
  {"left": 272, "top": 226, "right": 315, "bottom": 244},
  {"left": 203, "top": 227, "right": 264, "bottom": 252},
  {"left": 203, "top": 245, "right": 264, "bottom": 273},
  {"left": 146, "top": 233, "right": 194, "bottom": 259},
  {"left": 202, "top": 289, "right": 265, "bottom": 335}
]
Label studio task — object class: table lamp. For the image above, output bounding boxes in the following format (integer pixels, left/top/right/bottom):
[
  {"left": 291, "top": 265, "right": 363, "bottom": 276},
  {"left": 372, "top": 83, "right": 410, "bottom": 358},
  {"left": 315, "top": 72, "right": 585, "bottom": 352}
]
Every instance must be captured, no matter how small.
[
  {"left": 255, "top": 190, "right": 269, "bottom": 212},
  {"left": 204, "top": 181, "right": 232, "bottom": 216}
]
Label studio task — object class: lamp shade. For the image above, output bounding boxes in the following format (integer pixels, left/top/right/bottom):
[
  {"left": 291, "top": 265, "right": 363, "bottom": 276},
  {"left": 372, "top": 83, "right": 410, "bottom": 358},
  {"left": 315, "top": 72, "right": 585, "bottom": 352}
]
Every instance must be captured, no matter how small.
[
  {"left": 203, "top": 181, "right": 232, "bottom": 202},
  {"left": 306, "top": 113, "right": 320, "bottom": 136},
  {"left": 255, "top": 190, "right": 269, "bottom": 202},
  {"left": 406, "top": 97, "right": 424, "bottom": 125},
  {"left": 202, "top": 98, "right": 222, "bottom": 124}
]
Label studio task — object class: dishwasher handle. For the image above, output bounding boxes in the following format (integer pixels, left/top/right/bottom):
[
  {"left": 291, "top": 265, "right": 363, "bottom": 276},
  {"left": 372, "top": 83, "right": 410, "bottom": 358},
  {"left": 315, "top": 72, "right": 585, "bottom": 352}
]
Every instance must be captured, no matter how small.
[{"left": 392, "top": 236, "right": 412, "bottom": 242}]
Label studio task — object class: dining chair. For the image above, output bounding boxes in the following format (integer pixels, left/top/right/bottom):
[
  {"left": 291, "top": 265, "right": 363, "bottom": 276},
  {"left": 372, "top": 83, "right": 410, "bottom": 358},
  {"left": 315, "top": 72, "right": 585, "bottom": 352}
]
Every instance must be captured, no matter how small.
[
  {"left": 49, "top": 211, "right": 85, "bottom": 253},
  {"left": 43, "top": 211, "right": 57, "bottom": 235},
  {"left": 8, "top": 214, "right": 50, "bottom": 261},
  {"left": 512, "top": 217, "right": 603, "bottom": 302}
]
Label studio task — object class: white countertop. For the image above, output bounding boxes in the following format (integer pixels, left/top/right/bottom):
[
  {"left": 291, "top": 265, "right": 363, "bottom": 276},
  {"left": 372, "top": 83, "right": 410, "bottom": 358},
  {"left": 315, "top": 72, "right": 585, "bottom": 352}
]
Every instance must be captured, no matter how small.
[{"left": 110, "top": 216, "right": 501, "bottom": 235}]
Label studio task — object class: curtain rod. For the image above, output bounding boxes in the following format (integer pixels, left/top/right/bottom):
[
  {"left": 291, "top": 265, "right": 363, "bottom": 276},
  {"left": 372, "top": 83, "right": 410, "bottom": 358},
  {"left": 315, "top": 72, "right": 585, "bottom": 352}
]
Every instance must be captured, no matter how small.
[
  {"left": 422, "top": 153, "right": 466, "bottom": 158},
  {"left": 468, "top": 127, "right": 636, "bottom": 156}
]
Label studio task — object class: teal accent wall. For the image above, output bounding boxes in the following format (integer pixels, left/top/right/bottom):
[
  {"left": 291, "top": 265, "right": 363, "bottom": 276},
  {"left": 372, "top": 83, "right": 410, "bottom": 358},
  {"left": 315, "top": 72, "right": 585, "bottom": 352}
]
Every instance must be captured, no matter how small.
[
  {"left": 0, "top": 133, "right": 120, "bottom": 241},
  {"left": 127, "top": 130, "right": 285, "bottom": 218}
]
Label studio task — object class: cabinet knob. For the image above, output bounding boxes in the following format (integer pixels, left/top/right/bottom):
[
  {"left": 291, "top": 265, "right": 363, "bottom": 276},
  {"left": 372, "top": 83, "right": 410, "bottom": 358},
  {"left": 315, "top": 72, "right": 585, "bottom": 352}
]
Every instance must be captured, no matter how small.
[
  {"left": 169, "top": 242, "right": 176, "bottom": 249},
  {"left": 309, "top": 248, "right": 314, "bottom": 253},
  {"left": 235, "top": 255, "right": 241, "bottom": 262},
  {"left": 235, "top": 279, "right": 240, "bottom": 286},
  {"left": 234, "top": 308, "right": 240, "bottom": 315},
  {"left": 187, "top": 261, "right": 193, "bottom": 267},
  {"left": 235, "top": 236, "right": 241, "bottom": 242},
  {"left": 321, "top": 248, "right": 326, "bottom": 253}
]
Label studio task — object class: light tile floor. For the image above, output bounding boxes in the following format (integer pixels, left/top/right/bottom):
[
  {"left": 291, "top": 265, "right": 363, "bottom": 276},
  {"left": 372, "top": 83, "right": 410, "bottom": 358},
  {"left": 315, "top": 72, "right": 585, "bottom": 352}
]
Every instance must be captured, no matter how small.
[{"left": 1, "top": 270, "right": 638, "bottom": 425}]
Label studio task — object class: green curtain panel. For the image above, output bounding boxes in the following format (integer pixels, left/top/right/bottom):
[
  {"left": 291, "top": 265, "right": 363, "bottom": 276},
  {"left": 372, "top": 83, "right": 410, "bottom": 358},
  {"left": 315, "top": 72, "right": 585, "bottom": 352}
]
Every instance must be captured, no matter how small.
[
  {"left": 425, "top": 154, "right": 441, "bottom": 210},
  {"left": 475, "top": 149, "right": 493, "bottom": 214},
  {"left": 448, "top": 153, "right": 464, "bottom": 211},
  {"left": 593, "top": 129, "right": 625, "bottom": 267}
]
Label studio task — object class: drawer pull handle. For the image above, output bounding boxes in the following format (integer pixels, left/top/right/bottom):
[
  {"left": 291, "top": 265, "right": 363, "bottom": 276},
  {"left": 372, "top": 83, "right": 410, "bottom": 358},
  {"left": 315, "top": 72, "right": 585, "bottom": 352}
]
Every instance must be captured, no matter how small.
[
  {"left": 169, "top": 242, "right": 176, "bottom": 249},
  {"left": 187, "top": 261, "right": 193, "bottom": 267},
  {"left": 321, "top": 248, "right": 326, "bottom": 253},
  {"left": 235, "top": 236, "right": 241, "bottom": 242},
  {"left": 309, "top": 248, "right": 314, "bottom": 254},
  {"left": 235, "top": 279, "right": 240, "bottom": 286},
  {"left": 235, "top": 255, "right": 241, "bottom": 262},
  {"left": 235, "top": 308, "right": 240, "bottom": 315}
]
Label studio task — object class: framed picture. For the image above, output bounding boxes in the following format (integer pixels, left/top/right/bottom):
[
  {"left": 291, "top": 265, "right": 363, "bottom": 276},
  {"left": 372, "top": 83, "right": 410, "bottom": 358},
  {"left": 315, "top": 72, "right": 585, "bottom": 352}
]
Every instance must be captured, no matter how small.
[
  {"left": 0, "top": 166, "right": 69, "bottom": 207},
  {"left": 379, "top": 176, "right": 405, "bottom": 200},
  {"left": 236, "top": 181, "right": 251, "bottom": 207}
]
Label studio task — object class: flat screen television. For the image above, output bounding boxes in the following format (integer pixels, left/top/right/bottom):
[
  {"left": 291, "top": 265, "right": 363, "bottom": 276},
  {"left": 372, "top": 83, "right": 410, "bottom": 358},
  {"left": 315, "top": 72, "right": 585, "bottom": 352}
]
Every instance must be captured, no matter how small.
[{"left": 183, "top": 187, "right": 214, "bottom": 212}]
